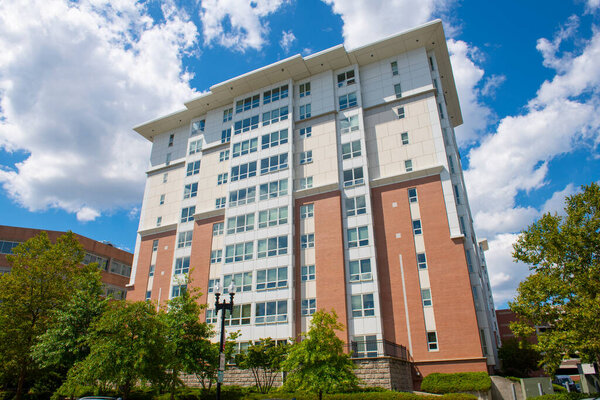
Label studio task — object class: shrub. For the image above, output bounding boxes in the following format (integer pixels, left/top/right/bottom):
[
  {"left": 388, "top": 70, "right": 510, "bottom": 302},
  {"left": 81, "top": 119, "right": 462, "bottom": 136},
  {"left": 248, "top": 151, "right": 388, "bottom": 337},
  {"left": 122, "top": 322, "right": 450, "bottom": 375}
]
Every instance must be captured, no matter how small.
[
  {"left": 421, "top": 372, "right": 492, "bottom": 394},
  {"left": 552, "top": 384, "right": 567, "bottom": 393},
  {"left": 529, "top": 394, "right": 590, "bottom": 400},
  {"left": 246, "top": 392, "right": 478, "bottom": 400}
]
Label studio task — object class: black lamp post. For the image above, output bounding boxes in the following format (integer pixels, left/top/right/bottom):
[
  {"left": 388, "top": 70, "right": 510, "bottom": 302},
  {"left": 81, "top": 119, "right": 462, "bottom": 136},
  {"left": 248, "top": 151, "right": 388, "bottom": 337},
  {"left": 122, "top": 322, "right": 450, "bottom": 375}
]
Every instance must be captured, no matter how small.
[{"left": 214, "top": 281, "right": 236, "bottom": 400}]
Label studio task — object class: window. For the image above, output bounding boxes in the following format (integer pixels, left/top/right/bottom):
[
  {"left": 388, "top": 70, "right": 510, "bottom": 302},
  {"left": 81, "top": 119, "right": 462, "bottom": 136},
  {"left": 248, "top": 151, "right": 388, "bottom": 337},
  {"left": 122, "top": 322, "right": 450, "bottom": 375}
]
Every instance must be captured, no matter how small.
[
  {"left": 256, "top": 267, "right": 288, "bottom": 290},
  {"left": 186, "top": 160, "right": 200, "bottom": 176},
  {"left": 339, "top": 92, "right": 357, "bottom": 110},
  {"left": 224, "top": 242, "right": 253, "bottom": 263},
  {"left": 159, "top": 194, "right": 165, "bottom": 205},
  {"left": 421, "top": 288, "right": 433, "bottom": 307},
  {"left": 208, "top": 279, "right": 220, "bottom": 293},
  {"left": 83, "top": 253, "right": 108, "bottom": 270},
  {"left": 401, "top": 132, "right": 409, "bottom": 145},
  {"left": 223, "top": 108, "right": 233, "bottom": 122},
  {"left": 408, "top": 188, "right": 418, "bottom": 203},
  {"left": 438, "top": 103, "right": 444, "bottom": 119},
  {"left": 465, "top": 249, "right": 473, "bottom": 272},
  {"left": 165, "top": 153, "right": 172, "bottom": 165},
  {"left": 146, "top": 291, "right": 152, "bottom": 301},
  {"left": 257, "top": 235, "right": 288, "bottom": 258},
  {"left": 394, "top": 83, "right": 402, "bottom": 98},
  {"left": 354, "top": 335, "right": 378, "bottom": 357},
  {"left": 231, "top": 161, "right": 257, "bottom": 181},
  {"left": 215, "top": 197, "right": 226, "bottom": 209},
  {"left": 299, "top": 104, "right": 311, "bottom": 120},
  {"left": 189, "top": 139, "right": 202, "bottom": 155},
  {"left": 152, "top": 239, "right": 159, "bottom": 252},
  {"left": 217, "top": 173, "right": 228, "bottom": 185},
  {"left": 261, "top": 129, "right": 288, "bottom": 149},
  {"left": 263, "top": 85, "right": 288, "bottom": 104},
  {"left": 301, "top": 299, "right": 316, "bottom": 316},
  {"left": 299, "top": 82, "right": 311, "bottom": 97},
  {"left": 417, "top": 253, "right": 427, "bottom": 269},
  {"left": 210, "top": 250, "right": 222, "bottom": 264},
  {"left": 235, "top": 94, "right": 260, "bottom": 113},
  {"left": 149, "top": 264, "right": 155, "bottom": 277},
  {"left": 351, "top": 293, "right": 375, "bottom": 317},
  {"left": 404, "top": 159, "right": 413, "bottom": 172},
  {"left": 300, "top": 204, "right": 314, "bottom": 219},
  {"left": 183, "top": 183, "right": 198, "bottom": 199},
  {"left": 480, "top": 329, "right": 488, "bottom": 356},
  {"left": 260, "top": 154, "right": 288, "bottom": 174},
  {"left": 225, "top": 304, "right": 252, "bottom": 326},
  {"left": 255, "top": 300, "right": 288, "bottom": 324},
  {"left": 262, "top": 106, "right": 289, "bottom": 125},
  {"left": 191, "top": 120, "right": 205, "bottom": 136},
  {"left": 177, "top": 231, "right": 193, "bottom": 248},
  {"left": 259, "top": 179, "right": 288, "bottom": 200},
  {"left": 349, "top": 259, "right": 372, "bottom": 282},
  {"left": 219, "top": 150, "right": 230, "bottom": 162},
  {"left": 205, "top": 309, "right": 218, "bottom": 324},
  {"left": 301, "top": 265, "right": 315, "bottom": 281},
  {"left": 427, "top": 331, "right": 438, "bottom": 351},
  {"left": 233, "top": 115, "right": 259, "bottom": 135},
  {"left": 454, "top": 184, "right": 461, "bottom": 204},
  {"left": 227, "top": 213, "right": 255, "bottom": 234},
  {"left": 337, "top": 70, "right": 355, "bottom": 87},
  {"left": 174, "top": 256, "right": 190, "bottom": 275},
  {"left": 448, "top": 156, "right": 455, "bottom": 174},
  {"left": 301, "top": 233, "right": 315, "bottom": 249},
  {"left": 429, "top": 56, "right": 435, "bottom": 71},
  {"left": 391, "top": 61, "right": 398, "bottom": 76},
  {"left": 156, "top": 216, "right": 162, "bottom": 226},
  {"left": 412, "top": 219, "right": 422, "bottom": 235},
  {"left": 258, "top": 206, "right": 288, "bottom": 228},
  {"left": 347, "top": 226, "right": 369, "bottom": 248},
  {"left": 299, "top": 150, "right": 312, "bottom": 164},
  {"left": 346, "top": 195, "right": 366, "bottom": 216},
  {"left": 460, "top": 216, "right": 466, "bottom": 235},
  {"left": 231, "top": 139, "right": 256, "bottom": 159},
  {"left": 221, "top": 128, "right": 231, "bottom": 144},
  {"left": 342, "top": 140, "right": 361, "bottom": 159},
  {"left": 181, "top": 206, "right": 195, "bottom": 223},
  {"left": 397, "top": 106, "right": 405, "bottom": 119},
  {"left": 433, "top": 78, "right": 439, "bottom": 90},
  {"left": 163, "top": 173, "right": 168, "bottom": 183},
  {"left": 168, "top": 134, "right": 174, "bottom": 147},
  {"left": 340, "top": 115, "right": 359, "bottom": 134},
  {"left": 223, "top": 272, "right": 252, "bottom": 292},
  {"left": 299, "top": 126, "right": 312, "bottom": 138},
  {"left": 213, "top": 222, "right": 224, "bottom": 236},
  {"left": 343, "top": 167, "right": 364, "bottom": 187},
  {"left": 229, "top": 187, "right": 256, "bottom": 207},
  {"left": 110, "top": 260, "right": 132, "bottom": 277},
  {"left": 298, "top": 177, "right": 313, "bottom": 190}
]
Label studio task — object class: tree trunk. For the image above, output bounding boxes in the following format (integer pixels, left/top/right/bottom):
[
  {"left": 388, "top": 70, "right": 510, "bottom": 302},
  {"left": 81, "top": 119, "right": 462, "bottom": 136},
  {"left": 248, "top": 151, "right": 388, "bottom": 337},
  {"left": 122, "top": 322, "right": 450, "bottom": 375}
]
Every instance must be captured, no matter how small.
[
  {"left": 319, "top": 389, "right": 323, "bottom": 400},
  {"left": 15, "top": 364, "right": 27, "bottom": 400}
]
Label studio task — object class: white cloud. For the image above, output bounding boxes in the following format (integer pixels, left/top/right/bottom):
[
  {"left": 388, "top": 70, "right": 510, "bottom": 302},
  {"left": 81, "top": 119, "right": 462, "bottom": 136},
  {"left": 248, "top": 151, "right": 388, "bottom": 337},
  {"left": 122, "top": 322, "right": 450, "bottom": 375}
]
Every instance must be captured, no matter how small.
[
  {"left": 485, "top": 233, "right": 530, "bottom": 306},
  {"left": 199, "top": 0, "right": 286, "bottom": 51},
  {"left": 541, "top": 183, "right": 578, "bottom": 215},
  {"left": 481, "top": 74, "right": 506, "bottom": 98},
  {"left": 0, "top": 0, "right": 198, "bottom": 221},
  {"left": 279, "top": 30, "right": 296, "bottom": 54},
  {"left": 586, "top": 0, "right": 600, "bottom": 13}
]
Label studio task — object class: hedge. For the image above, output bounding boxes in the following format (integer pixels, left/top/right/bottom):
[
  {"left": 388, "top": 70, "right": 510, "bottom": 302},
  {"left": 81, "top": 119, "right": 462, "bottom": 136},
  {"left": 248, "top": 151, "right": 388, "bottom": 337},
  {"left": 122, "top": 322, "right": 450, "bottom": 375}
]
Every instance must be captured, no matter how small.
[
  {"left": 529, "top": 394, "right": 592, "bottom": 400},
  {"left": 420, "top": 372, "right": 492, "bottom": 394}
]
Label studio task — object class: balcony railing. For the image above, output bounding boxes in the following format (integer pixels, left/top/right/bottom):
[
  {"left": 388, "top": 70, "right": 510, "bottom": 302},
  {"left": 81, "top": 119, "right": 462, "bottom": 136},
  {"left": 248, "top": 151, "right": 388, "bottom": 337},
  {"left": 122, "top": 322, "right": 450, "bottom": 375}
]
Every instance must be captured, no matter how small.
[{"left": 346, "top": 339, "right": 408, "bottom": 361}]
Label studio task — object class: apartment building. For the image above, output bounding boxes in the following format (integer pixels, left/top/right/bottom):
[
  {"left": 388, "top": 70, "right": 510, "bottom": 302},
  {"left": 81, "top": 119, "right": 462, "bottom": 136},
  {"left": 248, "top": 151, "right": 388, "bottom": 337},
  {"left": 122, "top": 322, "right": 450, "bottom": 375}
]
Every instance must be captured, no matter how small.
[
  {"left": 0, "top": 225, "right": 132, "bottom": 299},
  {"left": 128, "top": 19, "right": 500, "bottom": 378}
]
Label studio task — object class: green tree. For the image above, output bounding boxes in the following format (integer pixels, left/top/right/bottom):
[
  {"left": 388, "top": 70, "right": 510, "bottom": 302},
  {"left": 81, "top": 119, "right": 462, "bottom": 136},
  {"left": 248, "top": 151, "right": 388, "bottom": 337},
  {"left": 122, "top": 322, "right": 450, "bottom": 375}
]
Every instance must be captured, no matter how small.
[
  {"left": 282, "top": 310, "right": 358, "bottom": 400},
  {"left": 497, "top": 338, "right": 541, "bottom": 377},
  {"left": 510, "top": 183, "right": 600, "bottom": 373},
  {"left": 0, "top": 231, "right": 86, "bottom": 399},
  {"left": 236, "top": 337, "right": 289, "bottom": 393},
  {"left": 192, "top": 333, "right": 238, "bottom": 390}
]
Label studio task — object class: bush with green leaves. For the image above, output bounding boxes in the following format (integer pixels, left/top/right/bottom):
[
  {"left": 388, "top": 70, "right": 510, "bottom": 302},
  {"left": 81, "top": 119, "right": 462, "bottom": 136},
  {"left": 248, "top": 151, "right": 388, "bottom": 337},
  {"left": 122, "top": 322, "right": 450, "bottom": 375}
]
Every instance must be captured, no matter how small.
[
  {"left": 529, "top": 394, "right": 591, "bottom": 400},
  {"left": 420, "top": 372, "right": 492, "bottom": 394}
]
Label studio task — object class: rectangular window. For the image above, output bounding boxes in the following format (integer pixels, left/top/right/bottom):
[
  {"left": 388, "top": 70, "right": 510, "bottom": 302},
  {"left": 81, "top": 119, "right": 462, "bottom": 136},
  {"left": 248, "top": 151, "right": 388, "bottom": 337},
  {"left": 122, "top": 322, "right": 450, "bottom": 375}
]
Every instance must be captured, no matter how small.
[
  {"left": 417, "top": 253, "right": 427, "bottom": 269},
  {"left": 301, "top": 299, "right": 316, "bottom": 316},
  {"left": 340, "top": 115, "right": 359, "bottom": 134},
  {"left": 255, "top": 300, "right": 288, "bottom": 324},
  {"left": 223, "top": 108, "right": 233, "bottom": 122},
  {"left": 433, "top": 78, "right": 439, "bottom": 90},
  {"left": 205, "top": 309, "right": 218, "bottom": 324},
  {"left": 227, "top": 213, "right": 255, "bottom": 234},
  {"left": 412, "top": 219, "right": 422, "bottom": 235},
  {"left": 301, "top": 233, "right": 315, "bottom": 249},
  {"left": 224, "top": 242, "right": 254, "bottom": 263},
  {"left": 339, "top": 92, "right": 357, "bottom": 110},
  {"left": 429, "top": 56, "right": 435, "bottom": 71},
  {"left": 298, "top": 176, "right": 313, "bottom": 190},
  {"left": 397, "top": 106, "right": 405, "bottom": 119},
  {"left": 301, "top": 265, "right": 315, "bottom": 281},
  {"left": 460, "top": 216, "right": 466, "bottom": 235},
  {"left": 263, "top": 85, "right": 288, "bottom": 105},
  {"left": 174, "top": 256, "right": 190, "bottom": 275},
  {"left": 299, "top": 150, "right": 312, "bottom": 164},
  {"left": 454, "top": 184, "right": 461, "bottom": 204},
  {"left": 408, "top": 188, "right": 418, "bottom": 203},
  {"left": 163, "top": 173, "right": 168, "bottom": 183},
  {"left": 342, "top": 140, "right": 361, "bottom": 159},
  {"left": 229, "top": 186, "right": 256, "bottom": 207},
  {"left": 231, "top": 161, "right": 257, "bottom": 181},
  {"left": 427, "top": 331, "right": 438, "bottom": 351},
  {"left": 217, "top": 173, "right": 228, "bottom": 185},
  {"left": 343, "top": 167, "right": 364, "bottom": 187},
  {"left": 221, "top": 128, "right": 231, "bottom": 144},
  {"left": 258, "top": 206, "right": 288, "bottom": 228},
  {"left": 168, "top": 134, "right": 174, "bottom": 147},
  {"left": 299, "top": 82, "right": 311, "bottom": 97},
  {"left": 257, "top": 235, "right": 288, "bottom": 258},
  {"left": 219, "top": 150, "right": 230, "bottom": 162},
  {"left": 215, "top": 197, "right": 226, "bottom": 209},
  {"left": 208, "top": 279, "right": 220, "bottom": 293},
  {"left": 349, "top": 259, "right": 372, "bottom": 282},
  {"left": 152, "top": 240, "right": 159, "bottom": 252},
  {"left": 183, "top": 182, "right": 198, "bottom": 199},
  {"left": 438, "top": 103, "right": 444, "bottom": 119},
  {"left": 337, "top": 69, "right": 355, "bottom": 87},
  {"left": 212, "top": 222, "right": 224, "bottom": 236},
  {"left": 232, "top": 138, "right": 258, "bottom": 157},
  {"left": 351, "top": 293, "right": 375, "bottom": 317},
  {"left": 260, "top": 153, "right": 288, "bottom": 174},
  {"left": 146, "top": 291, "right": 152, "bottom": 301},
  {"left": 236, "top": 94, "right": 260, "bottom": 113},
  {"left": 256, "top": 266, "right": 288, "bottom": 290},
  {"left": 405, "top": 159, "right": 413, "bottom": 172},
  {"left": 299, "top": 104, "right": 311, "bottom": 120},
  {"left": 347, "top": 226, "right": 369, "bottom": 248},
  {"left": 233, "top": 115, "right": 260, "bottom": 135},
  {"left": 165, "top": 153, "right": 171, "bottom": 165},
  {"left": 391, "top": 61, "right": 398, "bottom": 76},
  {"left": 262, "top": 106, "right": 289, "bottom": 126},
  {"left": 149, "top": 264, "right": 155, "bottom": 277},
  {"left": 177, "top": 231, "right": 193, "bottom": 248},
  {"left": 421, "top": 288, "right": 433, "bottom": 307},
  {"left": 186, "top": 160, "right": 201, "bottom": 176},
  {"left": 181, "top": 206, "right": 196, "bottom": 223},
  {"left": 225, "top": 304, "right": 252, "bottom": 326},
  {"left": 354, "top": 335, "right": 378, "bottom": 358},
  {"left": 448, "top": 156, "right": 455, "bottom": 174},
  {"left": 401, "top": 132, "right": 409, "bottom": 145},
  {"left": 299, "top": 126, "right": 312, "bottom": 138},
  {"left": 159, "top": 194, "right": 165, "bottom": 205},
  {"left": 261, "top": 129, "right": 288, "bottom": 149},
  {"left": 260, "top": 179, "right": 288, "bottom": 200},
  {"left": 189, "top": 139, "right": 202, "bottom": 155},
  {"left": 223, "top": 272, "right": 252, "bottom": 292},
  {"left": 210, "top": 250, "right": 222, "bottom": 264},
  {"left": 346, "top": 195, "right": 366, "bottom": 216},
  {"left": 466, "top": 249, "right": 473, "bottom": 272},
  {"left": 156, "top": 216, "right": 162, "bottom": 226},
  {"left": 300, "top": 204, "right": 314, "bottom": 219},
  {"left": 394, "top": 83, "right": 402, "bottom": 98},
  {"left": 480, "top": 329, "right": 488, "bottom": 356},
  {"left": 171, "top": 284, "right": 187, "bottom": 298},
  {"left": 191, "top": 120, "right": 205, "bottom": 136}
]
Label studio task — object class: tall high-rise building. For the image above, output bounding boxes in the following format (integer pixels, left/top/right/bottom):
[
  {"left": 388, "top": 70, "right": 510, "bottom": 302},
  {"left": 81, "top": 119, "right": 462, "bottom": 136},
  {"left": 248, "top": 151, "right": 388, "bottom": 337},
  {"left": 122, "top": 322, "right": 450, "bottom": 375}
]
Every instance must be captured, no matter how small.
[{"left": 128, "top": 19, "right": 499, "bottom": 378}]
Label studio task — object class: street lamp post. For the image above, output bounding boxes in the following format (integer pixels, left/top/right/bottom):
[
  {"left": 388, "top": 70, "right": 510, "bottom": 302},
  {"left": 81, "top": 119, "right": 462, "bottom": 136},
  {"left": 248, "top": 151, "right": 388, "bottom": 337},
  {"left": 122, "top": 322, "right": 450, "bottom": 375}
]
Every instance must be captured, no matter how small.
[{"left": 214, "top": 281, "right": 236, "bottom": 400}]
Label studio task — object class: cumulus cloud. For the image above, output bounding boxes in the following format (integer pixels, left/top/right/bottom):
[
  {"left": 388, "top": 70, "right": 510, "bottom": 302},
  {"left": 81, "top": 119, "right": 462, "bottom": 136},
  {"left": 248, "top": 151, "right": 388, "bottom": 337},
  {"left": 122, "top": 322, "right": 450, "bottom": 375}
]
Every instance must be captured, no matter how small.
[
  {"left": 279, "top": 30, "right": 296, "bottom": 54},
  {"left": 541, "top": 183, "right": 578, "bottom": 215},
  {"left": 0, "top": 0, "right": 198, "bottom": 221}
]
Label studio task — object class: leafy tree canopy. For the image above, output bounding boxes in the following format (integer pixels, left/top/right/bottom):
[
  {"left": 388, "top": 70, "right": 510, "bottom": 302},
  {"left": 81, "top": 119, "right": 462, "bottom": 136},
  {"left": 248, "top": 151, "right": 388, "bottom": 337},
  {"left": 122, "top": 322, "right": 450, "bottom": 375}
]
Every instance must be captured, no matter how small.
[
  {"left": 497, "top": 338, "right": 541, "bottom": 378},
  {"left": 236, "top": 337, "right": 289, "bottom": 393}
]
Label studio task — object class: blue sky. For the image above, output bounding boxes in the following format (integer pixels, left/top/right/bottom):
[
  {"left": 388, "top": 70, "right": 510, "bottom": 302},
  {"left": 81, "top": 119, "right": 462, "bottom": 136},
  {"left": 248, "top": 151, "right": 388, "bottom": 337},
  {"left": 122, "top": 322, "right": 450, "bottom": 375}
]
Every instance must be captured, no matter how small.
[{"left": 1, "top": 0, "right": 599, "bottom": 307}]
